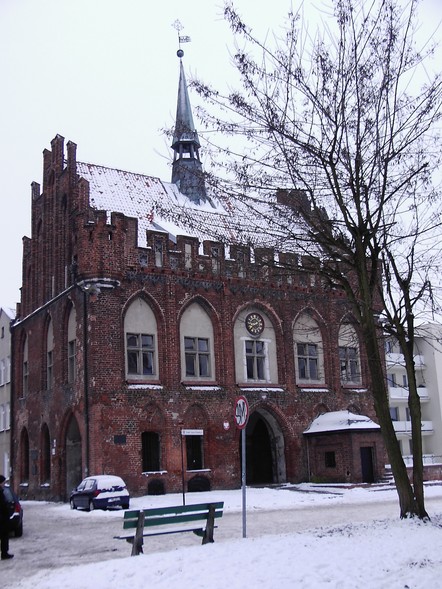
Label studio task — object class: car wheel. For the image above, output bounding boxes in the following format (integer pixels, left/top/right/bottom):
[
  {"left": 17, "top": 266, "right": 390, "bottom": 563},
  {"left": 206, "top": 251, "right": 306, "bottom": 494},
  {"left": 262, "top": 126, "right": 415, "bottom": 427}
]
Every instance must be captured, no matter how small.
[
  {"left": 89, "top": 500, "right": 95, "bottom": 511},
  {"left": 70, "top": 499, "right": 76, "bottom": 510},
  {"left": 15, "top": 523, "right": 23, "bottom": 538}
]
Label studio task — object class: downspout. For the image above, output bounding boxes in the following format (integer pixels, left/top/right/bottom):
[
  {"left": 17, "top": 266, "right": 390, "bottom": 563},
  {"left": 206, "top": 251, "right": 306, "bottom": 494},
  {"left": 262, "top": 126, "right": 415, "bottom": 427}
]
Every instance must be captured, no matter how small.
[
  {"left": 82, "top": 289, "right": 90, "bottom": 478},
  {"left": 78, "top": 278, "right": 119, "bottom": 479}
]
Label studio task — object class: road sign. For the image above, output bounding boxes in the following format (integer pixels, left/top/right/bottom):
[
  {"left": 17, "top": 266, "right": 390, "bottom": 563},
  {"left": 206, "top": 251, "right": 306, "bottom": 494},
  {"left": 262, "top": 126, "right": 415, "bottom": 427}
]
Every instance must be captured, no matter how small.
[
  {"left": 234, "top": 396, "right": 249, "bottom": 538},
  {"left": 234, "top": 396, "right": 249, "bottom": 429}
]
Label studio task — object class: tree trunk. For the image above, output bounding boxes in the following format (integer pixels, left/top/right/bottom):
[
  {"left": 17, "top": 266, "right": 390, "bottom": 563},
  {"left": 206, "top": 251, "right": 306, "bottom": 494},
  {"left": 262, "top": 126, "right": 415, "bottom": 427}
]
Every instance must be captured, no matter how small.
[
  {"left": 402, "top": 342, "right": 429, "bottom": 519},
  {"left": 363, "top": 318, "right": 419, "bottom": 518}
]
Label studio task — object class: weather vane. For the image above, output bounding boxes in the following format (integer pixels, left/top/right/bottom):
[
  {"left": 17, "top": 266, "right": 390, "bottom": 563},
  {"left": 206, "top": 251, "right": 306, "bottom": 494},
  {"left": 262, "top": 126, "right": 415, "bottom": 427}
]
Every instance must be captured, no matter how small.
[{"left": 172, "top": 19, "right": 191, "bottom": 58}]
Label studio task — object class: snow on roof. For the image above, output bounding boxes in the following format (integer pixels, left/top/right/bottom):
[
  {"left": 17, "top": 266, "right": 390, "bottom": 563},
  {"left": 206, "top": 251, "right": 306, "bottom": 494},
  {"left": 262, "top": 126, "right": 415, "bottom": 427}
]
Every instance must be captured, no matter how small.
[
  {"left": 76, "top": 161, "right": 233, "bottom": 245},
  {"left": 77, "top": 162, "right": 183, "bottom": 246},
  {"left": 0, "top": 307, "right": 16, "bottom": 320},
  {"left": 303, "top": 410, "right": 380, "bottom": 435},
  {"left": 76, "top": 161, "right": 305, "bottom": 251}
]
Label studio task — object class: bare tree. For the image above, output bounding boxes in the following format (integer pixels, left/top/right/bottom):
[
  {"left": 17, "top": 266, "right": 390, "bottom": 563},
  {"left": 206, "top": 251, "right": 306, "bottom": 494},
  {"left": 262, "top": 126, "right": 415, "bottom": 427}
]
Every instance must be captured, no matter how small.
[{"left": 191, "top": 0, "right": 442, "bottom": 517}]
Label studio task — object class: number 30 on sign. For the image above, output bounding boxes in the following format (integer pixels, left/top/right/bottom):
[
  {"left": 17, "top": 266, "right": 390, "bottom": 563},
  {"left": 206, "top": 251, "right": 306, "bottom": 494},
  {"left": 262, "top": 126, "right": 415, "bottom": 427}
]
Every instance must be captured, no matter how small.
[{"left": 234, "top": 396, "right": 249, "bottom": 429}]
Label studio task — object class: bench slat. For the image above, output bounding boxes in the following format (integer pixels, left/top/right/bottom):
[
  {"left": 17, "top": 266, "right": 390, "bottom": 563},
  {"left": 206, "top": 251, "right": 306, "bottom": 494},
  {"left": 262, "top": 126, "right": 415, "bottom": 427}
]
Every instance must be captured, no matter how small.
[
  {"left": 115, "top": 526, "right": 207, "bottom": 541},
  {"left": 116, "top": 501, "right": 224, "bottom": 556},
  {"left": 123, "top": 511, "right": 223, "bottom": 529},
  {"left": 123, "top": 509, "right": 223, "bottom": 530},
  {"left": 123, "top": 501, "right": 223, "bottom": 520}
]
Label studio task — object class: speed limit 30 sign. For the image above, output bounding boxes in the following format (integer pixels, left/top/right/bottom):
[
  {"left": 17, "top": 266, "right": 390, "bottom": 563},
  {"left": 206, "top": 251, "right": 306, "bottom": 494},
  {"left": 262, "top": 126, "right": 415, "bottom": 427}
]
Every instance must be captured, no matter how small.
[{"left": 234, "top": 396, "right": 249, "bottom": 429}]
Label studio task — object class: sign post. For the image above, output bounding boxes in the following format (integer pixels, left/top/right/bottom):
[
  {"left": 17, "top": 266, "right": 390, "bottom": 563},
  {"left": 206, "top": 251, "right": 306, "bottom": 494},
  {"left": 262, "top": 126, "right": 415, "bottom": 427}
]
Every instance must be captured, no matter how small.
[{"left": 234, "top": 396, "right": 249, "bottom": 538}]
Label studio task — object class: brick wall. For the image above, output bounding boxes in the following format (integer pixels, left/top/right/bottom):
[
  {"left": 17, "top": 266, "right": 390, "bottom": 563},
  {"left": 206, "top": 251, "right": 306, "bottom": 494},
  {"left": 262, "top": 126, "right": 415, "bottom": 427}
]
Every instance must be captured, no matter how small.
[{"left": 11, "top": 136, "right": 384, "bottom": 500}]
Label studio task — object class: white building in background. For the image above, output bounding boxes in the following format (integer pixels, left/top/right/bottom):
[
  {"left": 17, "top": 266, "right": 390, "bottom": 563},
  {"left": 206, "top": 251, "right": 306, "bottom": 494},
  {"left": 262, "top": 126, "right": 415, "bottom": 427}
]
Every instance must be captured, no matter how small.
[
  {"left": 0, "top": 307, "right": 14, "bottom": 479},
  {"left": 386, "top": 323, "right": 442, "bottom": 469}
]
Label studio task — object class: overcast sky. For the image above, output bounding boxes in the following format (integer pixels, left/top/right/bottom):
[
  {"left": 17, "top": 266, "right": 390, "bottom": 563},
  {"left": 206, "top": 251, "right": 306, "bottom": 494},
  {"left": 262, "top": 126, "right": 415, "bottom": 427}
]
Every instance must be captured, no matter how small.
[{"left": 1, "top": 0, "right": 441, "bottom": 311}]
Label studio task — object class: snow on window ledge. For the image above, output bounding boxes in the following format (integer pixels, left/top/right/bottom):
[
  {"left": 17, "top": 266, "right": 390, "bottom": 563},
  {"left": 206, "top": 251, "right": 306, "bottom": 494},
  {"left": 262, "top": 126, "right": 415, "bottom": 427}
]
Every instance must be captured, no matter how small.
[
  {"left": 186, "top": 469, "right": 211, "bottom": 473},
  {"left": 184, "top": 386, "right": 221, "bottom": 391},
  {"left": 128, "top": 383, "right": 163, "bottom": 390},
  {"left": 239, "top": 387, "right": 285, "bottom": 392},
  {"left": 142, "top": 470, "right": 168, "bottom": 476}
]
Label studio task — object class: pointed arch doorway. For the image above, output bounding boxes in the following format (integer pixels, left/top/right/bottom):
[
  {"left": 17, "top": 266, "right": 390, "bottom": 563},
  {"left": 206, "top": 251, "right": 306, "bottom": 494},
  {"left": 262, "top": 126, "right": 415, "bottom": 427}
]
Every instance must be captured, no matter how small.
[
  {"left": 240, "top": 409, "right": 287, "bottom": 485},
  {"left": 65, "top": 415, "right": 82, "bottom": 499}
]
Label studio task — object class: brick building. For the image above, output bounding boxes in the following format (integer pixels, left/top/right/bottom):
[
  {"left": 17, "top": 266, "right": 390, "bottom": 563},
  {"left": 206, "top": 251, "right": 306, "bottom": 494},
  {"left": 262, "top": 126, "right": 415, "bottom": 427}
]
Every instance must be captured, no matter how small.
[{"left": 11, "top": 53, "right": 385, "bottom": 501}]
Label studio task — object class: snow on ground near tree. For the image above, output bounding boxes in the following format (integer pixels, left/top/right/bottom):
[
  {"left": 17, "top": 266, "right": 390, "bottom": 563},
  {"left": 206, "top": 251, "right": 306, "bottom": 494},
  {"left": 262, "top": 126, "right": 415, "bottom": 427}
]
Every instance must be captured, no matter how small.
[{"left": 9, "top": 483, "right": 442, "bottom": 589}]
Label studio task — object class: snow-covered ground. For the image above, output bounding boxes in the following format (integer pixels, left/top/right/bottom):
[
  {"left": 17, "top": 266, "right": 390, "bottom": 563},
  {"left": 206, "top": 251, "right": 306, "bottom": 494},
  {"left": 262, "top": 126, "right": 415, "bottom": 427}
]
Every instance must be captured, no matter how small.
[{"left": 7, "top": 483, "right": 442, "bottom": 589}]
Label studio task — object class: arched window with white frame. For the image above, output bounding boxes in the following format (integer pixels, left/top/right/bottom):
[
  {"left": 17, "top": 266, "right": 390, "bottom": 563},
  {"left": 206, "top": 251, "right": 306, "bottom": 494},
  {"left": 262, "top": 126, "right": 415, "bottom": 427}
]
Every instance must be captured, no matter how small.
[
  {"left": 234, "top": 308, "right": 278, "bottom": 384},
  {"left": 180, "top": 303, "right": 215, "bottom": 382},
  {"left": 338, "top": 322, "right": 361, "bottom": 384},
  {"left": 124, "top": 298, "right": 158, "bottom": 380},
  {"left": 293, "top": 313, "right": 325, "bottom": 385}
]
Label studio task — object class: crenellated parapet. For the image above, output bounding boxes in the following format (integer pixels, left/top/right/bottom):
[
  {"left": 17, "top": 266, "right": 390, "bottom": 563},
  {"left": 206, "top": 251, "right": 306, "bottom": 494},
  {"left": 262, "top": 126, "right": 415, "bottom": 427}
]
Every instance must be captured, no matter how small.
[{"left": 19, "top": 134, "right": 345, "bottom": 320}]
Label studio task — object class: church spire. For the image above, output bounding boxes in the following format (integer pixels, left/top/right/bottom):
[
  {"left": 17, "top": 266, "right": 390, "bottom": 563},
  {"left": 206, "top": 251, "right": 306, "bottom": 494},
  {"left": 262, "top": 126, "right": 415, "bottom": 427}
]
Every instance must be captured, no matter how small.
[
  {"left": 171, "top": 59, "right": 201, "bottom": 155},
  {"left": 171, "top": 25, "right": 207, "bottom": 205}
]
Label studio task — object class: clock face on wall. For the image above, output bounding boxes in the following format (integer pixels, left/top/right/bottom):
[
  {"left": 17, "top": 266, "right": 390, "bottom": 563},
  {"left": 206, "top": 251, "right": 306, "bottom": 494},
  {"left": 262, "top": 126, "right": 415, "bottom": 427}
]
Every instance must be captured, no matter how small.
[{"left": 245, "top": 312, "right": 264, "bottom": 336}]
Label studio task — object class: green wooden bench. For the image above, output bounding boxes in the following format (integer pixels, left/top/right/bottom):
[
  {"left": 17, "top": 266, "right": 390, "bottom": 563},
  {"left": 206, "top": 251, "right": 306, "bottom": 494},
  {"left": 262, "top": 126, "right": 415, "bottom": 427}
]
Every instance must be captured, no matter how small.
[{"left": 114, "top": 501, "right": 224, "bottom": 556}]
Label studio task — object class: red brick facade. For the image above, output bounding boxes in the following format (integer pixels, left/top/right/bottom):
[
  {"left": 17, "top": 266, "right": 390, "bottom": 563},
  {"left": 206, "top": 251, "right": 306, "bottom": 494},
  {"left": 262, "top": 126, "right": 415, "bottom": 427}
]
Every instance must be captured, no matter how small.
[
  {"left": 11, "top": 135, "right": 385, "bottom": 501},
  {"left": 305, "top": 430, "right": 384, "bottom": 483}
]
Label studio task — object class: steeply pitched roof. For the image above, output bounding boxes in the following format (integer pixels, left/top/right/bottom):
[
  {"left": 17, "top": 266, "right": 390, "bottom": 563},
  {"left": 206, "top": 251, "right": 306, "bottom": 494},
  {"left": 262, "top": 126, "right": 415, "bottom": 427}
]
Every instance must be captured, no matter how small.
[{"left": 76, "top": 161, "right": 293, "bottom": 250}]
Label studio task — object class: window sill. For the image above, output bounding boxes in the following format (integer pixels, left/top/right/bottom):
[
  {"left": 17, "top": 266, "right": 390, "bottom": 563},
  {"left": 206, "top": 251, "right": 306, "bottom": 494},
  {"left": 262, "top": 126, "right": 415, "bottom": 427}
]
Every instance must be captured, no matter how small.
[
  {"left": 181, "top": 378, "right": 218, "bottom": 387},
  {"left": 239, "top": 385, "right": 285, "bottom": 393},
  {"left": 183, "top": 383, "right": 220, "bottom": 391},
  {"left": 298, "top": 386, "right": 330, "bottom": 393},
  {"left": 186, "top": 469, "right": 211, "bottom": 473},
  {"left": 238, "top": 383, "right": 280, "bottom": 388},
  {"left": 141, "top": 471, "right": 168, "bottom": 476},
  {"left": 342, "top": 386, "right": 368, "bottom": 393},
  {"left": 127, "top": 382, "right": 163, "bottom": 390}
]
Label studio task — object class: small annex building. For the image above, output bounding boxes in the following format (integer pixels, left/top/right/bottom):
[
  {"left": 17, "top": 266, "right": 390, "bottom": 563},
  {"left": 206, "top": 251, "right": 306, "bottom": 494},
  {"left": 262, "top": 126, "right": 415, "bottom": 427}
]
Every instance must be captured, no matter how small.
[
  {"left": 304, "top": 411, "right": 384, "bottom": 483},
  {"left": 10, "top": 49, "right": 386, "bottom": 501}
]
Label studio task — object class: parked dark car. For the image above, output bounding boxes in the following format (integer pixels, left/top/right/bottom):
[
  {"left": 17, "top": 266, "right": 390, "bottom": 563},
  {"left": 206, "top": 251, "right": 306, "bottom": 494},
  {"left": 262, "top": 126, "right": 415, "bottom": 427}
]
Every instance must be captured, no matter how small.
[
  {"left": 70, "top": 475, "right": 130, "bottom": 511},
  {"left": 4, "top": 486, "right": 23, "bottom": 537}
]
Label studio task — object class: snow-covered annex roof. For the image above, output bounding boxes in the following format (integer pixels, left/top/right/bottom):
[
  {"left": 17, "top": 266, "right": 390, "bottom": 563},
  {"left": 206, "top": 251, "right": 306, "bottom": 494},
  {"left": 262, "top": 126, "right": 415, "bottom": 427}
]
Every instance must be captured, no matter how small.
[
  {"left": 303, "top": 411, "right": 380, "bottom": 435},
  {"left": 76, "top": 161, "right": 303, "bottom": 252}
]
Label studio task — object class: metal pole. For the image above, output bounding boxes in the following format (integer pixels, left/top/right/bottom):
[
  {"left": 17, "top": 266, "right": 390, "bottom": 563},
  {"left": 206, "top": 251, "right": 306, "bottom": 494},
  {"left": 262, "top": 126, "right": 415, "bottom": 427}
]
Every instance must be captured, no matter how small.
[
  {"left": 181, "top": 432, "right": 186, "bottom": 505},
  {"left": 241, "top": 427, "right": 246, "bottom": 538}
]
